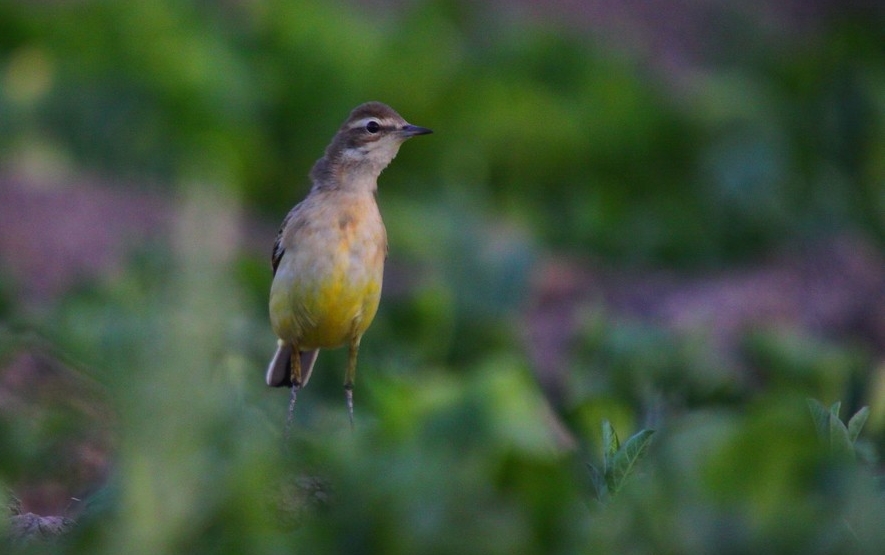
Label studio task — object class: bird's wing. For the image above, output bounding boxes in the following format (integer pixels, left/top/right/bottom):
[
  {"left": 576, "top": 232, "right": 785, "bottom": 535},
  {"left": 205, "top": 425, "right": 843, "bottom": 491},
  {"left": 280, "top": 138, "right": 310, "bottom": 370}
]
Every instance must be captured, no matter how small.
[
  {"left": 271, "top": 210, "right": 292, "bottom": 277},
  {"left": 271, "top": 200, "right": 315, "bottom": 276}
]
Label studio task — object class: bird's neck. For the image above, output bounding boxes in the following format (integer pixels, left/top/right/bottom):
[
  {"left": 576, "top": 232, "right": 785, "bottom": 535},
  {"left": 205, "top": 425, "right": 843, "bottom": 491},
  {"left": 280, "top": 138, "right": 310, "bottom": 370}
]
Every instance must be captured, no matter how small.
[{"left": 309, "top": 155, "right": 383, "bottom": 194}]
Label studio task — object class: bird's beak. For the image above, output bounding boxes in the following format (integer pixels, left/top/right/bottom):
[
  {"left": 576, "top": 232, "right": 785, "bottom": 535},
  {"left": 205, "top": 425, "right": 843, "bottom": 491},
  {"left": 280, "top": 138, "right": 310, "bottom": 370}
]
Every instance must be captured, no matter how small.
[{"left": 401, "top": 124, "right": 433, "bottom": 137}]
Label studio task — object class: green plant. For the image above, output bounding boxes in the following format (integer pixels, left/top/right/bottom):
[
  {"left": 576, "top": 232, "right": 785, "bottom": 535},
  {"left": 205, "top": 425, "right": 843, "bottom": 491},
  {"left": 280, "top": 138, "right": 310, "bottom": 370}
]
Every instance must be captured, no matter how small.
[
  {"left": 807, "top": 398, "right": 875, "bottom": 463},
  {"left": 586, "top": 420, "right": 654, "bottom": 503}
]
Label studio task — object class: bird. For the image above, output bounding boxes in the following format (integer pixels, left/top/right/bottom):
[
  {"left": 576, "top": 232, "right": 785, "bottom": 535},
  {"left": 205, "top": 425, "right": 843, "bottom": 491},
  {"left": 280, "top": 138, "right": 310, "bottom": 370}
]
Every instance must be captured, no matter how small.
[{"left": 266, "top": 101, "right": 432, "bottom": 426}]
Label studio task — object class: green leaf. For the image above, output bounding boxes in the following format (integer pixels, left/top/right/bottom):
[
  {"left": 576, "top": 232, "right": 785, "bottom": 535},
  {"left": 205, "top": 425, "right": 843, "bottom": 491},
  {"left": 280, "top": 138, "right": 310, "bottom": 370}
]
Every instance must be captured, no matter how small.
[
  {"left": 601, "top": 420, "right": 619, "bottom": 472},
  {"left": 829, "top": 401, "right": 842, "bottom": 418},
  {"left": 586, "top": 463, "right": 608, "bottom": 503},
  {"left": 847, "top": 407, "right": 870, "bottom": 443},
  {"left": 828, "top": 412, "right": 854, "bottom": 460},
  {"left": 607, "top": 429, "right": 655, "bottom": 495},
  {"left": 807, "top": 398, "right": 831, "bottom": 440},
  {"left": 854, "top": 439, "right": 878, "bottom": 465}
]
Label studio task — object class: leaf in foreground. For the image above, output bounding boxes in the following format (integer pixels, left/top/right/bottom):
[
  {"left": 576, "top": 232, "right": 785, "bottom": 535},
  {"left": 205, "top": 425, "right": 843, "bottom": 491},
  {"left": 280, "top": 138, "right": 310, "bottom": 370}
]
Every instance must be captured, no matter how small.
[{"left": 607, "top": 429, "right": 655, "bottom": 495}]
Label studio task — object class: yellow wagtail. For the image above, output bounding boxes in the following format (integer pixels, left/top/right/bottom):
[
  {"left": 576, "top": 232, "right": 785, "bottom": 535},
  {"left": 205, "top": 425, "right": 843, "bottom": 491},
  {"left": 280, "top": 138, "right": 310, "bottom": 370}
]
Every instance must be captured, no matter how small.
[{"left": 266, "top": 101, "right": 432, "bottom": 424}]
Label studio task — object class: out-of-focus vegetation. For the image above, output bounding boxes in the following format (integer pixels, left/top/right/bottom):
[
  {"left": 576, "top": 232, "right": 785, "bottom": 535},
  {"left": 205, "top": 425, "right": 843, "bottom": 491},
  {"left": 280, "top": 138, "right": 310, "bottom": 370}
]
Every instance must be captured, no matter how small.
[{"left": 2, "top": 0, "right": 885, "bottom": 553}]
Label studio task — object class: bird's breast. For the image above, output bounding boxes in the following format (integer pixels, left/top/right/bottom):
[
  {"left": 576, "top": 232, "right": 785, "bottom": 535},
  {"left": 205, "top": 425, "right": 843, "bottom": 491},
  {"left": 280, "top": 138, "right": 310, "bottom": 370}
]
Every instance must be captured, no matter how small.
[{"left": 269, "top": 193, "right": 387, "bottom": 349}]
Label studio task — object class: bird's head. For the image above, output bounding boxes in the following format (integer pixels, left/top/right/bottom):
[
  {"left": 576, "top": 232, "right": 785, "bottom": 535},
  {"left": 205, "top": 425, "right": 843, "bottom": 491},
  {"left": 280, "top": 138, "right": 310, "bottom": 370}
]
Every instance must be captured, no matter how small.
[{"left": 311, "top": 102, "right": 432, "bottom": 190}]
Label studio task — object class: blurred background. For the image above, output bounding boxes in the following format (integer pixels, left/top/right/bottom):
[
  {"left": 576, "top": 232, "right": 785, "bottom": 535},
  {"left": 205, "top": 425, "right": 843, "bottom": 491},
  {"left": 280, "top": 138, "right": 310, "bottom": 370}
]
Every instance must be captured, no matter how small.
[{"left": 1, "top": 0, "right": 885, "bottom": 552}]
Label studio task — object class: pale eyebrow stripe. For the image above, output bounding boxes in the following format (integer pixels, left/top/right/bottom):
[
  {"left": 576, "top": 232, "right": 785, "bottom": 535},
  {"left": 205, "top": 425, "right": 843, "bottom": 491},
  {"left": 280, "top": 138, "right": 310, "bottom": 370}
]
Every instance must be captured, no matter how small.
[{"left": 349, "top": 117, "right": 397, "bottom": 130}]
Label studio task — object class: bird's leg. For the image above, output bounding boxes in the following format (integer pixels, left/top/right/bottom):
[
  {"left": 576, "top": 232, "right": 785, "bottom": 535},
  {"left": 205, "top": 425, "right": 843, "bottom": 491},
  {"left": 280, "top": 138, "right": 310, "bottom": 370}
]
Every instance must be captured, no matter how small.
[
  {"left": 344, "top": 335, "right": 361, "bottom": 428},
  {"left": 290, "top": 344, "right": 303, "bottom": 388},
  {"left": 285, "top": 345, "right": 303, "bottom": 437}
]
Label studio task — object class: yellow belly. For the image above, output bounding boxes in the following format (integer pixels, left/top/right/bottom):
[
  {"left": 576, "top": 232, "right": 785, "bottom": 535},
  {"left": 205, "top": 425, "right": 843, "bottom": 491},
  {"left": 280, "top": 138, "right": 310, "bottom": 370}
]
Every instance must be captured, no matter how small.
[{"left": 270, "top": 268, "right": 382, "bottom": 349}]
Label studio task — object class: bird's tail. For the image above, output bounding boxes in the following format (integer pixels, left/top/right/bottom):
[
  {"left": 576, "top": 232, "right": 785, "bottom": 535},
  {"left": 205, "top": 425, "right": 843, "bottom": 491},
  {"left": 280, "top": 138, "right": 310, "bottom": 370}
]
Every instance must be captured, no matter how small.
[{"left": 266, "top": 340, "right": 319, "bottom": 387}]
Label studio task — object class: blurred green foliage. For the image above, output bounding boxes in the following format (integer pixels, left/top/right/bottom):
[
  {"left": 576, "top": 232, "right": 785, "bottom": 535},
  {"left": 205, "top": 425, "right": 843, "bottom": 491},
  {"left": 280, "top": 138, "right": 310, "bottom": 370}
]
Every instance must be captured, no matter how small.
[
  {"left": 2, "top": 0, "right": 883, "bottom": 263},
  {"left": 2, "top": 0, "right": 885, "bottom": 553}
]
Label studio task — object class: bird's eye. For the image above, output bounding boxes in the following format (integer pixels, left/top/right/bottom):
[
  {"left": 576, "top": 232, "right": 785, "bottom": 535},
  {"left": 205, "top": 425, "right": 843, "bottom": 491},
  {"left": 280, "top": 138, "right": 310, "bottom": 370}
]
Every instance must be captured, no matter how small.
[{"left": 365, "top": 120, "right": 381, "bottom": 134}]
